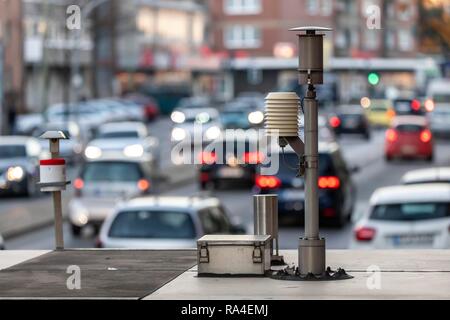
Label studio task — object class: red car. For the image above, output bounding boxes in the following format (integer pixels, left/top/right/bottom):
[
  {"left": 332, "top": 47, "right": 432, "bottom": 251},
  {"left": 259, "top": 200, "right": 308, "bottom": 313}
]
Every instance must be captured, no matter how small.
[{"left": 385, "top": 116, "right": 433, "bottom": 162}]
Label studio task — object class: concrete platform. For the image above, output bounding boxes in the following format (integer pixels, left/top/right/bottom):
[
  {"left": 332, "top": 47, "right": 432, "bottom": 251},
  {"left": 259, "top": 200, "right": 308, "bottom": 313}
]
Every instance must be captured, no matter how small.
[{"left": 0, "top": 250, "right": 449, "bottom": 299}]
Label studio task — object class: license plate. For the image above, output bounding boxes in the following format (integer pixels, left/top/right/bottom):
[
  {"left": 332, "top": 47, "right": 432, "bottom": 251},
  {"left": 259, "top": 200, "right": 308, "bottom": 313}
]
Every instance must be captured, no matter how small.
[
  {"left": 218, "top": 167, "right": 244, "bottom": 178},
  {"left": 401, "top": 145, "right": 417, "bottom": 155},
  {"left": 390, "top": 234, "right": 434, "bottom": 247},
  {"left": 282, "top": 189, "right": 305, "bottom": 200}
]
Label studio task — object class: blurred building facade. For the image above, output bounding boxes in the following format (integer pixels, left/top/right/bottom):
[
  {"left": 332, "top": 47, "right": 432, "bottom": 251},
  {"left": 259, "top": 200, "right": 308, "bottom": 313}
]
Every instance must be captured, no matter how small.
[
  {"left": 92, "top": 0, "right": 208, "bottom": 100},
  {"left": 0, "top": 0, "right": 25, "bottom": 134},
  {"left": 23, "top": 0, "right": 93, "bottom": 112},
  {"left": 206, "top": 0, "right": 438, "bottom": 101}
]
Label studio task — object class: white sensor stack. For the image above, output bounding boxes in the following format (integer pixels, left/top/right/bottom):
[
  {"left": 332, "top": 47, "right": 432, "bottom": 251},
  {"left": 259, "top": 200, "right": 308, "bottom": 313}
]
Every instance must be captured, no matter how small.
[{"left": 265, "top": 92, "right": 301, "bottom": 137}]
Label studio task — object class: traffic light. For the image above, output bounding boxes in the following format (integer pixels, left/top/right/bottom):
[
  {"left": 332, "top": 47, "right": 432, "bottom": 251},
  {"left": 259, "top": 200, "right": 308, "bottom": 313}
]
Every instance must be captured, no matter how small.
[{"left": 368, "top": 72, "right": 380, "bottom": 86}]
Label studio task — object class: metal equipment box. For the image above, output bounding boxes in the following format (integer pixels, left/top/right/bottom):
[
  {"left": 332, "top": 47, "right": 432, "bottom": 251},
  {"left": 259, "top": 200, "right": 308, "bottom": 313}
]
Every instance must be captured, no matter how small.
[{"left": 197, "top": 235, "right": 271, "bottom": 276}]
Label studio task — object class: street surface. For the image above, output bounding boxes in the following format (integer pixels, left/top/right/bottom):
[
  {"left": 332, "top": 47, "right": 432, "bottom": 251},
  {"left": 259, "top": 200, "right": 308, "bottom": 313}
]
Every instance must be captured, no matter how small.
[{"left": 2, "top": 118, "right": 450, "bottom": 250}]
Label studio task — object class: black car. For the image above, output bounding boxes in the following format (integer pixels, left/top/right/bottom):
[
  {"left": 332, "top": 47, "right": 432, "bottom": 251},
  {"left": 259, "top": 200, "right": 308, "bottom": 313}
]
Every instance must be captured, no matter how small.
[
  {"left": 0, "top": 137, "right": 42, "bottom": 197},
  {"left": 393, "top": 98, "right": 426, "bottom": 116},
  {"left": 329, "top": 106, "right": 371, "bottom": 139},
  {"left": 199, "top": 134, "right": 263, "bottom": 190},
  {"left": 254, "top": 143, "right": 357, "bottom": 227}
]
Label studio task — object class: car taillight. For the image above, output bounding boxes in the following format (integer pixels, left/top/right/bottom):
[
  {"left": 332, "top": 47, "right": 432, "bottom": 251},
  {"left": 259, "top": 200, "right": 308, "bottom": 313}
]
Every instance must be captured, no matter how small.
[
  {"left": 411, "top": 99, "right": 421, "bottom": 111},
  {"left": 74, "top": 178, "right": 84, "bottom": 196},
  {"left": 242, "top": 151, "right": 265, "bottom": 164},
  {"left": 387, "top": 109, "right": 396, "bottom": 119},
  {"left": 255, "top": 175, "right": 281, "bottom": 189},
  {"left": 420, "top": 129, "right": 432, "bottom": 143},
  {"left": 329, "top": 116, "right": 341, "bottom": 128},
  {"left": 137, "top": 179, "right": 150, "bottom": 192},
  {"left": 318, "top": 176, "right": 340, "bottom": 189},
  {"left": 199, "top": 152, "right": 217, "bottom": 165},
  {"left": 355, "top": 227, "right": 376, "bottom": 241},
  {"left": 386, "top": 129, "right": 398, "bottom": 142}
]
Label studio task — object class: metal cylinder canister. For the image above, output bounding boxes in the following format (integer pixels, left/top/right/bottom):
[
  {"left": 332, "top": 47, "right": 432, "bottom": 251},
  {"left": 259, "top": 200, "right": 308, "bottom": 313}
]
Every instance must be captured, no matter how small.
[{"left": 297, "top": 34, "right": 324, "bottom": 85}]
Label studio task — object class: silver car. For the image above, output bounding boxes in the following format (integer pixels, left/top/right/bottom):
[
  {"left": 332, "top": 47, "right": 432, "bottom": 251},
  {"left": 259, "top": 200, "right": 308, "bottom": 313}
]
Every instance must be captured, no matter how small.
[
  {"left": 429, "top": 104, "right": 450, "bottom": 137},
  {"left": 98, "top": 196, "right": 243, "bottom": 249},
  {"left": 0, "top": 136, "right": 46, "bottom": 197},
  {"left": 84, "top": 122, "right": 160, "bottom": 170},
  {"left": 68, "top": 156, "right": 156, "bottom": 236}
]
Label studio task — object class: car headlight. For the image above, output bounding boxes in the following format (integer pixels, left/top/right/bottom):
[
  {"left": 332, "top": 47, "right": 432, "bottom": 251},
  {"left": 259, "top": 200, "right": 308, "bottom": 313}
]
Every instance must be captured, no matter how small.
[
  {"left": 196, "top": 112, "right": 211, "bottom": 124},
  {"left": 171, "top": 111, "right": 186, "bottom": 124},
  {"left": 248, "top": 111, "right": 264, "bottom": 124},
  {"left": 123, "top": 144, "right": 144, "bottom": 158},
  {"left": 84, "top": 146, "right": 102, "bottom": 159},
  {"left": 6, "top": 167, "right": 25, "bottom": 182},
  {"left": 204, "top": 126, "right": 221, "bottom": 141},
  {"left": 172, "top": 127, "right": 187, "bottom": 141}
]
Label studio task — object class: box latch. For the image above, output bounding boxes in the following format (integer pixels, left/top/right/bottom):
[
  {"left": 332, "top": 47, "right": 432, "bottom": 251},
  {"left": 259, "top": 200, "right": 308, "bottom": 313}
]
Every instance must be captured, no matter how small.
[
  {"left": 252, "top": 245, "right": 262, "bottom": 263},
  {"left": 199, "top": 244, "right": 209, "bottom": 263}
]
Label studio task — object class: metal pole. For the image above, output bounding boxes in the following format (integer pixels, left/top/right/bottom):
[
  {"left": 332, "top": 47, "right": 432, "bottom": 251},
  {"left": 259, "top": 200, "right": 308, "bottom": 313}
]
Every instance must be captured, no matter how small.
[
  {"left": 49, "top": 138, "right": 64, "bottom": 250},
  {"left": 303, "top": 85, "right": 319, "bottom": 240}
]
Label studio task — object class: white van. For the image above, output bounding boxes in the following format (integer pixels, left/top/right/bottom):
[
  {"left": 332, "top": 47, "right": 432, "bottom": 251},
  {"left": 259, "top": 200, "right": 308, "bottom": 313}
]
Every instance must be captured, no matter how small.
[{"left": 427, "top": 79, "right": 450, "bottom": 104}]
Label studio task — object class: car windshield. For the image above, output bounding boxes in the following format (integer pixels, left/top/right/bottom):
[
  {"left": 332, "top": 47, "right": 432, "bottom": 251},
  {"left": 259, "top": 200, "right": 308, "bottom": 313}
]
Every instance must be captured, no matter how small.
[
  {"left": 82, "top": 162, "right": 142, "bottom": 182},
  {"left": 220, "top": 112, "right": 250, "bottom": 129},
  {"left": 396, "top": 124, "right": 423, "bottom": 133},
  {"left": 371, "top": 101, "right": 389, "bottom": 111},
  {"left": 108, "top": 210, "right": 196, "bottom": 239},
  {"left": 370, "top": 203, "right": 450, "bottom": 221},
  {"left": 0, "top": 145, "right": 27, "bottom": 158},
  {"left": 97, "top": 131, "right": 139, "bottom": 139}
]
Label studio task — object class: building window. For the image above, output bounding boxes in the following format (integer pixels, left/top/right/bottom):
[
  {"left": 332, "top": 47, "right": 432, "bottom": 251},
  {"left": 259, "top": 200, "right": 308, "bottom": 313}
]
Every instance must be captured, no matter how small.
[
  {"left": 363, "top": 30, "right": 379, "bottom": 50},
  {"left": 224, "top": 0, "right": 262, "bottom": 15},
  {"left": 321, "top": 0, "right": 333, "bottom": 16},
  {"left": 224, "top": 25, "right": 261, "bottom": 49},
  {"left": 398, "top": 29, "right": 413, "bottom": 51},
  {"left": 306, "top": 0, "right": 320, "bottom": 15}
]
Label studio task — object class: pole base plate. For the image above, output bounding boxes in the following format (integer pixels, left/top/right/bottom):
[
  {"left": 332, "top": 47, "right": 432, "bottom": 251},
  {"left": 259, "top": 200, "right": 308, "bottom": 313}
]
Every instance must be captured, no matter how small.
[{"left": 268, "top": 266, "right": 353, "bottom": 281}]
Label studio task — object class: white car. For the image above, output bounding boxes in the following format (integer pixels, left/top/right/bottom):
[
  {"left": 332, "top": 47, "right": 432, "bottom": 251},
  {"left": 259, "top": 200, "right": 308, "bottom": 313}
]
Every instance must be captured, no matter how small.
[
  {"left": 402, "top": 167, "right": 450, "bottom": 185},
  {"left": 84, "top": 122, "right": 159, "bottom": 168},
  {"left": 351, "top": 184, "right": 450, "bottom": 249},
  {"left": 171, "top": 107, "right": 222, "bottom": 144},
  {"left": 68, "top": 156, "right": 156, "bottom": 236},
  {"left": 98, "top": 196, "right": 242, "bottom": 249}
]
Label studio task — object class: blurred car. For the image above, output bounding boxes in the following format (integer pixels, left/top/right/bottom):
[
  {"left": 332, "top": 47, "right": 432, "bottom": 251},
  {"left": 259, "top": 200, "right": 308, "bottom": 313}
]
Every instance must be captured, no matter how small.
[
  {"left": 98, "top": 196, "right": 244, "bottom": 249},
  {"left": 14, "top": 113, "right": 44, "bottom": 135},
  {"left": 0, "top": 233, "right": 4, "bottom": 250},
  {"left": 35, "top": 121, "right": 85, "bottom": 164},
  {"left": 171, "top": 108, "right": 222, "bottom": 144},
  {"left": 351, "top": 184, "right": 450, "bottom": 249},
  {"left": 122, "top": 93, "right": 160, "bottom": 122},
  {"left": 392, "top": 98, "right": 425, "bottom": 116},
  {"left": 220, "top": 102, "right": 264, "bottom": 129},
  {"left": 429, "top": 104, "right": 450, "bottom": 138},
  {"left": 235, "top": 92, "right": 265, "bottom": 110},
  {"left": 175, "top": 96, "right": 210, "bottom": 110},
  {"left": 84, "top": 122, "right": 160, "bottom": 170},
  {"left": 401, "top": 167, "right": 450, "bottom": 185},
  {"left": 0, "top": 137, "right": 44, "bottom": 197},
  {"left": 385, "top": 116, "right": 433, "bottom": 162},
  {"left": 329, "top": 106, "right": 370, "bottom": 139},
  {"left": 366, "top": 99, "right": 395, "bottom": 128},
  {"left": 69, "top": 156, "right": 156, "bottom": 236},
  {"left": 426, "top": 78, "right": 450, "bottom": 105},
  {"left": 198, "top": 132, "right": 264, "bottom": 190},
  {"left": 255, "top": 142, "right": 357, "bottom": 227}
]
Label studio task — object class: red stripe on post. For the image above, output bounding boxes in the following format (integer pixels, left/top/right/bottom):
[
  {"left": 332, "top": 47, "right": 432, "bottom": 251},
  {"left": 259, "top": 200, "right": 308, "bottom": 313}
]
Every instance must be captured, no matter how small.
[{"left": 40, "top": 158, "right": 66, "bottom": 166}]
